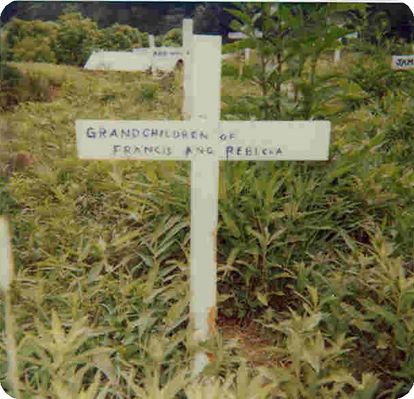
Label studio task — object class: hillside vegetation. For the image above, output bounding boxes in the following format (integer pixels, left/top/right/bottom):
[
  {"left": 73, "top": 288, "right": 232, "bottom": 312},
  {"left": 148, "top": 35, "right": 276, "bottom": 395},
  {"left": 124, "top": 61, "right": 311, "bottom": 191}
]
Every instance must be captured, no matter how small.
[{"left": 0, "top": 48, "right": 414, "bottom": 399}]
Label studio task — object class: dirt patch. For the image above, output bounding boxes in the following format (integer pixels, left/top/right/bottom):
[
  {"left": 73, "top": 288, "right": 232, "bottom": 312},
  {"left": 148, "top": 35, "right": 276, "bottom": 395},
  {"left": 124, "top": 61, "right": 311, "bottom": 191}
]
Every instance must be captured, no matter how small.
[
  {"left": 49, "top": 84, "right": 61, "bottom": 100},
  {"left": 218, "top": 315, "right": 280, "bottom": 367}
]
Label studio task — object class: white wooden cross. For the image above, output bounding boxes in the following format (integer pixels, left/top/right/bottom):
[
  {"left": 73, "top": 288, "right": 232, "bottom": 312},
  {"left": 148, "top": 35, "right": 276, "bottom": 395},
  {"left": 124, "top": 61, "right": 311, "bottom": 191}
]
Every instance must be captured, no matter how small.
[{"left": 76, "top": 20, "right": 331, "bottom": 375}]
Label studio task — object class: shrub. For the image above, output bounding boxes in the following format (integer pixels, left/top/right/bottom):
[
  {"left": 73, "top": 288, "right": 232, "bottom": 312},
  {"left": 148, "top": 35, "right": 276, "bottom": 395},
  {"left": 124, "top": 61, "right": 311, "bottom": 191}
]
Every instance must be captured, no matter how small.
[
  {"left": 99, "top": 23, "right": 143, "bottom": 51},
  {"left": 0, "top": 64, "right": 54, "bottom": 110},
  {"left": 0, "top": 63, "right": 24, "bottom": 88},
  {"left": 155, "top": 35, "right": 163, "bottom": 47},
  {"left": 241, "top": 64, "right": 254, "bottom": 80},
  {"left": 222, "top": 62, "right": 239, "bottom": 78},
  {"left": 140, "top": 32, "right": 149, "bottom": 48},
  {"left": 0, "top": 31, "right": 10, "bottom": 62},
  {"left": 54, "top": 12, "right": 101, "bottom": 66},
  {"left": 4, "top": 18, "right": 57, "bottom": 49},
  {"left": 162, "top": 28, "right": 182, "bottom": 47},
  {"left": 11, "top": 36, "right": 56, "bottom": 63},
  {"left": 23, "top": 72, "right": 53, "bottom": 102},
  {"left": 0, "top": 63, "right": 25, "bottom": 109},
  {"left": 348, "top": 53, "right": 413, "bottom": 99},
  {"left": 4, "top": 15, "right": 153, "bottom": 66},
  {"left": 4, "top": 18, "right": 57, "bottom": 63}
]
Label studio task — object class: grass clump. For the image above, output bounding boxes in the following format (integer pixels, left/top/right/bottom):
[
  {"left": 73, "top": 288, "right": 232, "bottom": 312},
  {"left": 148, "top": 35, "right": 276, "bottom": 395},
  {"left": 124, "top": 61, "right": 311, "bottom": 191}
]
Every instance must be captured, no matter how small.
[
  {"left": 0, "top": 62, "right": 64, "bottom": 110},
  {"left": 0, "top": 63, "right": 25, "bottom": 109},
  {"left": 139, "top": 82, "right": 159, "bottom": 102}
]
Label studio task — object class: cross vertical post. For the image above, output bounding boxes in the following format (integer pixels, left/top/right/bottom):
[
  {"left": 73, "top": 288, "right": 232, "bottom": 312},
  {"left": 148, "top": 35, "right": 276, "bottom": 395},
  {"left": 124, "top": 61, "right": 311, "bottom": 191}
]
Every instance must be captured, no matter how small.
[{"left": 189, "top": 35, "right": 222, "bottom": 375}]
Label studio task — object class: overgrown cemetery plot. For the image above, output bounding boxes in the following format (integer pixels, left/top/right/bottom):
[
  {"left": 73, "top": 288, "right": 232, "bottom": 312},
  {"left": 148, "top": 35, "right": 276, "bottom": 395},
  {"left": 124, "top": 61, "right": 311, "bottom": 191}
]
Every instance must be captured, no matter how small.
[{"left": 1, "top": 4, "right": 414, "bottom": 399}]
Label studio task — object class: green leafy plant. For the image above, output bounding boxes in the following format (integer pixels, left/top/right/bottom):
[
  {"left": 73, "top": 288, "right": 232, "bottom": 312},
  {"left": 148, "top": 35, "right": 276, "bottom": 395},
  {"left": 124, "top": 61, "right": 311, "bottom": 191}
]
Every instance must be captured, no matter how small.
[
  {"left": 139, "top": 83, "right": 159, "bottom": 102},
  {"left": 163, "top": 28, "right": 182, "bottom": 47}
]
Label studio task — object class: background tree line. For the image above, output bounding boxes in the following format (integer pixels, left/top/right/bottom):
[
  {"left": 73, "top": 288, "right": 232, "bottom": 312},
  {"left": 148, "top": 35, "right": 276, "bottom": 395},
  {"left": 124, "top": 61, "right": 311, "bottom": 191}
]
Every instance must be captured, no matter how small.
[
  {"left": 0, "top": 2, "right": 412, "bottom": 67},
  {"left": 1, "top": 12, "right": 150, "bottom": 66},
  {"left": 0, "top": 11, "right": 195, "bottom": 66},
  {"left": 2, "top": 1, "right": 413, "bottom": 39}
]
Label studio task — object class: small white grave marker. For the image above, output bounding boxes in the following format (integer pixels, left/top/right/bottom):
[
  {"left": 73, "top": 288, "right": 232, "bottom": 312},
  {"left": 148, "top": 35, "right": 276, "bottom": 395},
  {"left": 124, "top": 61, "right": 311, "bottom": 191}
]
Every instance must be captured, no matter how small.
[
  {"left": 333, "top": 32, "right": 359, "bottom": 64},
  {"left": 392, "top": 55, "right": 414, "bottom": 70},
  {"left": 334, "top": 48, "right": 341, "bottom": 64},
  {"left": 149, "top": 34, "right": 155, "bottom": 48},
  {"left": 245, "top": 47, "right": 251, "bottom": 64},
  {"left": 227, "top": 31, "right": 260, "bottom": 66},
  {"left": 76, "top": 28, "right": 331, "bottom": 375}
]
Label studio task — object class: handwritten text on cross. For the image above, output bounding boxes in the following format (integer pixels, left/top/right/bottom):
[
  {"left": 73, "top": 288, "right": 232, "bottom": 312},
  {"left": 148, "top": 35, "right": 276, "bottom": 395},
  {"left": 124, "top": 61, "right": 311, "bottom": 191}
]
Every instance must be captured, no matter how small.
[{"left": 76, "top": 120, "right": 330, "bottom": 162}]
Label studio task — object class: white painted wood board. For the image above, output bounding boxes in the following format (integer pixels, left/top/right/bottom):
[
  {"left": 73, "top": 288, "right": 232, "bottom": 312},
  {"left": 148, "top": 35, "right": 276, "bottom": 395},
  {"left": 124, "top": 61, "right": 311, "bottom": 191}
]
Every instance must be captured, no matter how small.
[{"left": 76, "top": 120, "right": 330, "bottom": 161}]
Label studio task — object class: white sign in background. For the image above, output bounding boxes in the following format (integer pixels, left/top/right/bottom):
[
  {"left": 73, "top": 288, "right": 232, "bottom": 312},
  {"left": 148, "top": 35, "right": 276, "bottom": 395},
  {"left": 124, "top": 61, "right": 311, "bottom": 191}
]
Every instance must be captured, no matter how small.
[
  {"left": 84, "top": 48, "right": 184, "bottom": 72},
  {"left": 391, "top": 55, "right": 414, "bottom": 70},
  {"left": 84, "top": 21, "right": 186, "bottom": 72}
]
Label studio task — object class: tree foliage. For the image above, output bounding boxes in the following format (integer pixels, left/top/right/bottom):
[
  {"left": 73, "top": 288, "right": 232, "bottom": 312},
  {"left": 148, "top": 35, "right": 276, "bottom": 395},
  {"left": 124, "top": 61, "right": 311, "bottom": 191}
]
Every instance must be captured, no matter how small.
[
  {"left": 53, "top": 12, "right": 101, "bottom": 66},
  {"left": 99, "top": 23, "right": 144, "bottom": 51},
  {"left": 12, "top": 36, "right": 57, "bottom": 63},
  {"left": 3, "top": 12, "right": 148, "bottom": 66},
  {"left": 162, "top": 28, "right": 182, "bottom": 47},
  {"left": 2, "top": 2, "right": 412, "bottom": 39},
  {"left": 4, "top": 18, "right": 57, "bottom": 62},
  {"left": 225, "top": 3, "right": 368, "bottom": 120}
]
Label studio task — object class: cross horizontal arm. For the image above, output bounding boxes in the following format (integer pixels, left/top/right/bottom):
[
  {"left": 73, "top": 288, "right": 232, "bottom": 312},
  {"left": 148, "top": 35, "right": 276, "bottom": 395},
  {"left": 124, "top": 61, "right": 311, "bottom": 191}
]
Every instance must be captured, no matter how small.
[{"left": 76, "top": 119, "right": 330, "bottom": 161}]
